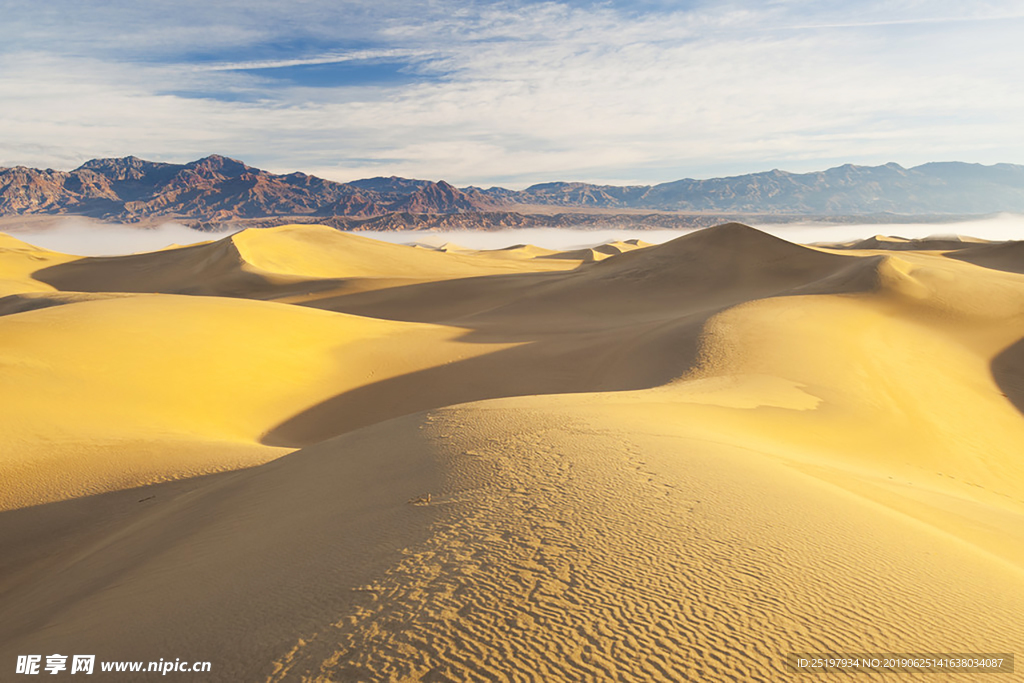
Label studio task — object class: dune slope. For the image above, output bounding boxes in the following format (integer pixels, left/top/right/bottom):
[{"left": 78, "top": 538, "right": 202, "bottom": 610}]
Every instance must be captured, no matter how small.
[
  {"left": 1, "top": 399, "right": 1021, "bottom": 681},
  {"left": 0, "top": 293, "right": 525, "bottom": 509},
  {"left": 30, "top": 224, "right": 578, "bottom": 299},
  {"left": 0, "top": 233, "right": 79, "bottom": 296}
]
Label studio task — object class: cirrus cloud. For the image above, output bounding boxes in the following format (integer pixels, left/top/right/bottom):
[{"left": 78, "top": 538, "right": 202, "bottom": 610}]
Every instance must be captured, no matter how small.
[{"left": 1, "top": 0, "right": 1022, "bottom": 187}]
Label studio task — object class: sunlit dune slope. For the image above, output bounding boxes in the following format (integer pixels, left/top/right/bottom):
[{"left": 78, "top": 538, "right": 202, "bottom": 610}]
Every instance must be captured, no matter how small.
[
  {"left": 264, "top": 399, "right": 1024, "bottom": 681},
  {"left": 230, "top": 225, "right": 570, "bottom": 278},
  {"left": 645, "top": 258, "right": 1024, "bottom": 567},
  {"left": 1, "top": 398, "right": 1022, "bottom": 681},
  {"left": 0, "top": 233, "right": 78, "bottom": 295},
  {"left": 28, "top": 224, "right": 578, "bottom": 298},
  {"left": 0, "top": 293, "right": 522, "bottom": 510},
  {"left": 478, "top": 243, "right": 561, "bottom": 259}
]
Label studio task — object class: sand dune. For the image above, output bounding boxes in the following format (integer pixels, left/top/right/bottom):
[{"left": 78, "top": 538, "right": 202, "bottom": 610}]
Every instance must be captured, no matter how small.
[
  {"left": 948, "top": 239, "right": 1024, "bottom": 274},
  {"left": 1, "top": 222, "right": 1022, "bottom": 681},
  {"left": 0, "top": 233, "right": 79, "bottom": 296},
  {"left": 540, "top": 246, "right": 610, "bottom": 262},
  {"left": 4, "top": 400, "right": 1022, "bottom": 681},
  {"left": 26, "top": 224, "right": 578, "bottom": 299},
  {"left": 479, "top": 243, "right": 562, "bottom": 259},
  {"left": 534, "top": 239, "right": 649, "bottom": 262},
  {"left": 824, "top": 233, "right": 995, "bottom": 251},
  {"left": 0, "top": 292, "right": 535, "bottom": 509}
]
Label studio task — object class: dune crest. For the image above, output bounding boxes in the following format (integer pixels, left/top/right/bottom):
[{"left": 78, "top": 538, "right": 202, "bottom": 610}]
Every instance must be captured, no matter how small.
[{"left": 0, "top": 231, "right": 78, "bottom": 295}]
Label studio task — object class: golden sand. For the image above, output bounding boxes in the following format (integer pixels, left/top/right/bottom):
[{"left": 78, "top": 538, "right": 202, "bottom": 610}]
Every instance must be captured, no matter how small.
[{"left": 1, "top": 223, "right": 1021, "bottom": 681}]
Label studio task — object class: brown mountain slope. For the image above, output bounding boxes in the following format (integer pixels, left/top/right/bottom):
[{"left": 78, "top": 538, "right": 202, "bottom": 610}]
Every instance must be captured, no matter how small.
[
  {"left": 3, "top": 157, "right": 1024, "bottom": 225},
  {"left": 0, "top": 156, "right": 492, "bottom": 222}
]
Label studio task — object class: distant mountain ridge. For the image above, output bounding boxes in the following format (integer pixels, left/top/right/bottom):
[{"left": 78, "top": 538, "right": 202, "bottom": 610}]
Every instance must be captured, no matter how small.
[
  {"left": 1, "top": 155, "right": 1023, "bottom": 224},
  {"left": 0, "top": 155, "right": 494, "bottom": 222}
]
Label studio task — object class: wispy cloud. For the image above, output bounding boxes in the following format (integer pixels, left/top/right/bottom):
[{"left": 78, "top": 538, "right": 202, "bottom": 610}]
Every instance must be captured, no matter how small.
[
  {"left": 1, "top": 1, "right": 1022, "bottom": 186},
  {"left": 195, "top": 49, "right": 433, "bottom": 73}
]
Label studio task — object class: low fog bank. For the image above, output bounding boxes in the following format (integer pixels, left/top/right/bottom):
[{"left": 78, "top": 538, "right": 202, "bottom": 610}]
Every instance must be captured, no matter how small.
[
  {"left": 0, "top": 217, "right": 224, "bottom": 256},
  {"left": 2, "top": 214, "right": 1023, "bottom": 257},
  {"left": 374, "top": 214, "right": 1024, "bottom": 251},
  {"left": 755, "top": 213, "right": 1024, "bottom": 246}
]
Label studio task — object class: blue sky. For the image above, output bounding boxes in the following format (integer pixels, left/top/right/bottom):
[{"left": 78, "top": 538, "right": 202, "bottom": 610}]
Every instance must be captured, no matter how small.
[{"left": 1, "top": 0, "right": 1023, "bottom": 187}]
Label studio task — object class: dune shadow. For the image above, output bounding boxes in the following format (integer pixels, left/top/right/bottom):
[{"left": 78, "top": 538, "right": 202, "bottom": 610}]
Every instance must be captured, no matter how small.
[
  {"left": 263, "top": 228, "right": 880, "bottom": 447},
  {"left": 0, "top": 469, "right": 238, "bottom": 647},
  {"left": 26, "top": 223, "right": 903, "bottom": 451},
  {"left": 297, "top": 270, "right": 575, "bottom": 326},
  {"left": 29, "top": 238, "right": 355, "bottom": 301},
  {"left": 946, "top": 242, "right": 1024, "bottom": 275},
  {"left": 263, "top": 312, "right": 710, "bottom": 447},
  {"left": 0, "top": 427, "right": 442, "bottom": 672},
  {"left": 992, "top": 336, "right": 1024, "bottom": 417}
]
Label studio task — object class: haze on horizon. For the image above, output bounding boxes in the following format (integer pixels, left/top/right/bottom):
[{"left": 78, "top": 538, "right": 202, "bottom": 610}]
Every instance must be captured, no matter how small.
[
  {"left": 1, "top": 1, "right": 1023, "bottom": 188},
  {"left": 7, "top": 213, "right": 1024, "bottom": 257}
]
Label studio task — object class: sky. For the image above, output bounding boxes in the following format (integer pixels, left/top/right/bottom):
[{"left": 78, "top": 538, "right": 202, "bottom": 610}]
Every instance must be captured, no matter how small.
[{"left": 1, "top": 0, "right": 1023, "bottom": 188}]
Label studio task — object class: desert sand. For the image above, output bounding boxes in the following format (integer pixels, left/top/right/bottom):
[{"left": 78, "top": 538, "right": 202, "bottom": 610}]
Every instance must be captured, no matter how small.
[{"left": 1, "top": 223, "right": 1022, "bottom": 681}]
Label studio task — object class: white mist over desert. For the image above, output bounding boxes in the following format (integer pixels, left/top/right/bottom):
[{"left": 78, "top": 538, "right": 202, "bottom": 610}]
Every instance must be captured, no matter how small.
[
  {"left": 1, "top": 223, "right": 1022, "bottom": 680},
  {"left": 7, "top": 212, "right": 1024, "bottom": 256}
]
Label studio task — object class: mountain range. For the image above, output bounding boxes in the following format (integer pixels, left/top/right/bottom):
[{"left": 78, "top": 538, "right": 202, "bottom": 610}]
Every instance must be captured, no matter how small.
[{"left": 2, "top": 155, "right": 1023, "bottom": 228}]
